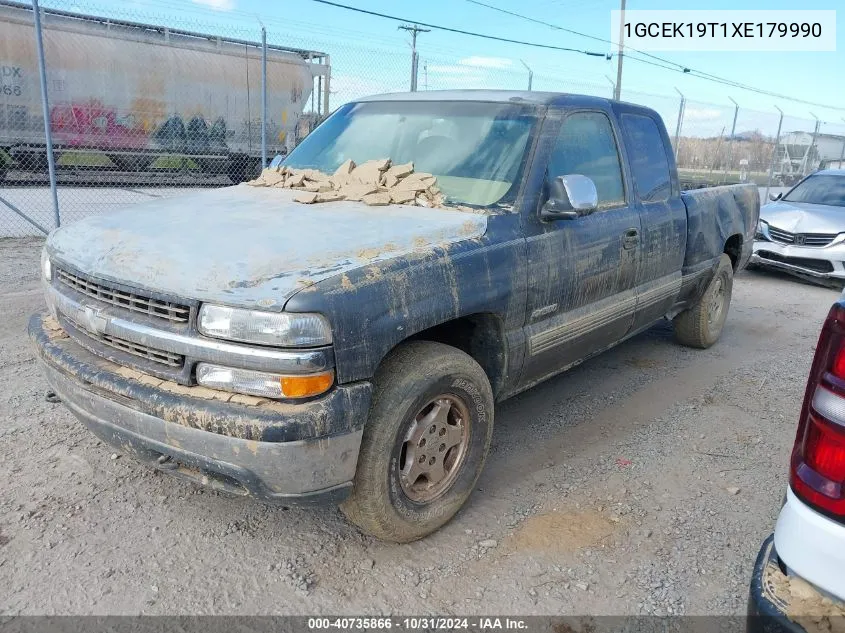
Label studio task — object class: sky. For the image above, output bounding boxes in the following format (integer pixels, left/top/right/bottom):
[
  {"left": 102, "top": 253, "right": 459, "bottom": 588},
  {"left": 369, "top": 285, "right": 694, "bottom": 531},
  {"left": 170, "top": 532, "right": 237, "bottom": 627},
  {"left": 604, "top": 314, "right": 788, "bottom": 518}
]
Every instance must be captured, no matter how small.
[{"left": 50, "top": 0, "right": 845, "bottom": 137}]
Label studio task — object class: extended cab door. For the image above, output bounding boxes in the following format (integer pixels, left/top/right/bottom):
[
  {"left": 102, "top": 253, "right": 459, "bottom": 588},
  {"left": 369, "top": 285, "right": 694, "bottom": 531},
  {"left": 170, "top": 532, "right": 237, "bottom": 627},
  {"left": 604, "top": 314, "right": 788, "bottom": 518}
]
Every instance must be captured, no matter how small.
[
  {"left": 518, "top": 108, "right": 640, "bottom": 388},
  {"left": 616, "top": 108, "right": 687, "bottom": 332}
]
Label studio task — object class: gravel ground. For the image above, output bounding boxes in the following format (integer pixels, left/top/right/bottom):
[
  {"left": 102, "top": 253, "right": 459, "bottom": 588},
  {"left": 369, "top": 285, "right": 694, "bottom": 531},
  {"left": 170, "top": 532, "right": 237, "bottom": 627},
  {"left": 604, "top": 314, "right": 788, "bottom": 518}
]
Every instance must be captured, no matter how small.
[{"left": 0, "top": 236, "right": 838, "bottom": 615}]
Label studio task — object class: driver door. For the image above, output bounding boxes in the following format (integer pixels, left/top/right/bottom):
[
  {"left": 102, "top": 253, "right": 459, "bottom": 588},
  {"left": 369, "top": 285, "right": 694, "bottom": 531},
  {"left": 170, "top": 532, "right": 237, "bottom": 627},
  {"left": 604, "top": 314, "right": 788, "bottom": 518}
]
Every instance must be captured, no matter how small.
[{"left": 518, "top": 109, "right": 640, "bottom": 388}]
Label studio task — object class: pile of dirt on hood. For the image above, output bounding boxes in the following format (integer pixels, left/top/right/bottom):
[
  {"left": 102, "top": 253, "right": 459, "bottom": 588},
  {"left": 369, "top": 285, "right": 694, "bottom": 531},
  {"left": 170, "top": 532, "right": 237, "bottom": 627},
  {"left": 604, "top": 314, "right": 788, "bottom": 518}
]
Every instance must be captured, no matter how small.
[{"left": 247, "top": 159, "right": 475, "bottom": 211}]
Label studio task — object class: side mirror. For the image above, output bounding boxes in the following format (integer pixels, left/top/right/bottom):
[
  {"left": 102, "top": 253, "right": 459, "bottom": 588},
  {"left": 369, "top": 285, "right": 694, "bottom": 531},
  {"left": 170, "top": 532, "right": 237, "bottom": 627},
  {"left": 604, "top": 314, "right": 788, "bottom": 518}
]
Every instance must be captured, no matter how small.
[
  {"left": 542, "top": 174, "right": 598, "bottom": 220},
  {"left": 769, "top": 192, "right": 783, "bottom": 201}
]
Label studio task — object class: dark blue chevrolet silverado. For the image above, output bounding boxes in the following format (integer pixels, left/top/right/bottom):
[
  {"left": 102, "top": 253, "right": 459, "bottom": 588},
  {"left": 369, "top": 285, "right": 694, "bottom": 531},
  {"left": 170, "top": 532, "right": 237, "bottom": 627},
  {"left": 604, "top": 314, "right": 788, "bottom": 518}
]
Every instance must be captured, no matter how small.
[{"left": 29, "top": 91, "right": 759, "bottom": 541}]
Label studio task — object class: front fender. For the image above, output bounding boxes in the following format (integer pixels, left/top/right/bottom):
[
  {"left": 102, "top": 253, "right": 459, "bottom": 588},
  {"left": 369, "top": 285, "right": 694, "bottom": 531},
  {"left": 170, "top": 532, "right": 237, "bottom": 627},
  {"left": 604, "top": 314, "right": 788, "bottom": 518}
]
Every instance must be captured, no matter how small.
[{"left": 285, "top": 214, "right": 527, "bottom": 385}]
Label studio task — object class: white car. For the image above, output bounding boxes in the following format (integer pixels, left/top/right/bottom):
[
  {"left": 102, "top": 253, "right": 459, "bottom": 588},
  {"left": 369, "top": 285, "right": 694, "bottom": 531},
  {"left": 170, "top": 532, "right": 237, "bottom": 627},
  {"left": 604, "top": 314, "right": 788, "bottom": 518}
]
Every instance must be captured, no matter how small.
[
  {"left": 748, "top": 302, "right": 845, "bottom": 630},
  {"left": 752, "top": 169, "right": 845, "bottom": 286}
]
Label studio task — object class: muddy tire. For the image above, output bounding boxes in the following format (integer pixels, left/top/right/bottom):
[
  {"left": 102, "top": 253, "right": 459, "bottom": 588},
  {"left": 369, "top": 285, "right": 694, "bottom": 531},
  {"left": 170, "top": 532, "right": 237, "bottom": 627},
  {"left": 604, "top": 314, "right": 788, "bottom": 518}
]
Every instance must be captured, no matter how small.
[
  {"left": 340, "top": 341, "right": 494, "bottom": 542},
  {"left": 674, "top": 254, "right": 734, "bottom": 349}
]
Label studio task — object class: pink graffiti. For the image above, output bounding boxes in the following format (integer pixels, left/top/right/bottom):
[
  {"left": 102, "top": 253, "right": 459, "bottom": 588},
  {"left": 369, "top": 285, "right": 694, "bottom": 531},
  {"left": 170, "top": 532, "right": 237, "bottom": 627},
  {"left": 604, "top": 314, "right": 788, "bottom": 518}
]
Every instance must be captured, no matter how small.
[{"left": 50, "top": 101, "right": 148, "bottom": 150}]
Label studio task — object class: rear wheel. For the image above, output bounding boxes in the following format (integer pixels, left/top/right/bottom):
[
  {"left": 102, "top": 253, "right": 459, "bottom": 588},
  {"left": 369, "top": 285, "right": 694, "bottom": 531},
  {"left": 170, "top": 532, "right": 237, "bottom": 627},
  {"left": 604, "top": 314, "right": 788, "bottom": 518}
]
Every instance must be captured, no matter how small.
[
  {"left": 340, "top": 341, "right": 494, "bottom": 542},
  {"left": 673, "top": 254, "right": 734, "bottom": 349}
]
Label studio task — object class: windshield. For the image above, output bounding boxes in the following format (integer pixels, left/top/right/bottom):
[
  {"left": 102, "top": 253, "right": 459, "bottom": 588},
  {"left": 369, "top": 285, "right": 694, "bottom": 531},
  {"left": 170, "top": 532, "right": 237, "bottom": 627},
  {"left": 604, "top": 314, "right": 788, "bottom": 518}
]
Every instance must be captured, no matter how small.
[
  {"left": 282, "top": 100, "right": 539, "bottom": 207},
  {"left": 784, "top": 174, "right": 845, "bottom": 207}
]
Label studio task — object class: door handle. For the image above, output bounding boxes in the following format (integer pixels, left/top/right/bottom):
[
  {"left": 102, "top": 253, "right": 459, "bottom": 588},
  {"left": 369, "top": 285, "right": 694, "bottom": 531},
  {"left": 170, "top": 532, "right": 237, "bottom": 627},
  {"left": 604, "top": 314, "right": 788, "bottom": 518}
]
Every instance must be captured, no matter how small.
[{"left": 622, "top": 228, "right": 639, "bottom": 250}]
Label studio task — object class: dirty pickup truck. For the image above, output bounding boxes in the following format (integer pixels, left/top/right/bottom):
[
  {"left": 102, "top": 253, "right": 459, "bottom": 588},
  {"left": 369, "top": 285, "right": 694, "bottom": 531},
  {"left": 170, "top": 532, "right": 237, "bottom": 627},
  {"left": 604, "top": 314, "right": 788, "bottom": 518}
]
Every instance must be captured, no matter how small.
[{"left": 29, "top": 91, "right": 759, "bottom": 542}]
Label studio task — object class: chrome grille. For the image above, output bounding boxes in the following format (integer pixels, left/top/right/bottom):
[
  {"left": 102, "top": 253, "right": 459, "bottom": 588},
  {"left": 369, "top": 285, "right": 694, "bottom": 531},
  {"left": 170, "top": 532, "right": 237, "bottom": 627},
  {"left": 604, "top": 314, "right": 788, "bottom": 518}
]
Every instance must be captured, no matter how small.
[
  {"left": 64, "top": 313, "right": 184, "bottom": 367},
  {"left": 91, "top": 331, "right": 184, "bottom": 367},
  {"left": 767, "top": 225, "right": 837, "bottom": 248},
  {"left": 57, "top": 268, "right": 190, "bottom": 323}
]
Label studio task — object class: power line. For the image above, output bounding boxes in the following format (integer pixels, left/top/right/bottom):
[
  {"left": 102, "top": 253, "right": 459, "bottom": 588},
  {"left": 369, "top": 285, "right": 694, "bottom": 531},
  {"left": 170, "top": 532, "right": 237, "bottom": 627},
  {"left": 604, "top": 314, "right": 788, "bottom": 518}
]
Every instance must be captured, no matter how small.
[
  {"left": 308, "top": 0, "right": 608, "bottom": 57},
  {"left": 626, "top": 55, "right": 845, "bottom": 111},
  {"left": 464, "top": 0, "right": 687, "bottom": 70},
  {"left": 462, "top": 0, "right": 845, "bottom": 112}
]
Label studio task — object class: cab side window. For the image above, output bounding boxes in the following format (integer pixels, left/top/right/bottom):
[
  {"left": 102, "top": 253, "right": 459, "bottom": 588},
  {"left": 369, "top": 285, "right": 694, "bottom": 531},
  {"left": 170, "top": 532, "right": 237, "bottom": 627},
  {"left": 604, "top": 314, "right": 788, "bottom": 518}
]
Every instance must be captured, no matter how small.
[
  {"left": 548, "top": 111, "right": 625, "bottom": 208},
  {"left": 621, "top": 113, "right": 672, "bottom": 202}
]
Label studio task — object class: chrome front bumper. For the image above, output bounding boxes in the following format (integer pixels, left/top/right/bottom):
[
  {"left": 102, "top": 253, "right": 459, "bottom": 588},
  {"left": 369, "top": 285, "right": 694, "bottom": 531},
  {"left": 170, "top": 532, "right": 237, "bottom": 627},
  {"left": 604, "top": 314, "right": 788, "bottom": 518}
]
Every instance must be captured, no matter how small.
[
  {"left": 752, "top": 239, "right": 845, "bottom": 280},
  {"left": 29, "top": 313, "right": 371, "bottom": 504}
]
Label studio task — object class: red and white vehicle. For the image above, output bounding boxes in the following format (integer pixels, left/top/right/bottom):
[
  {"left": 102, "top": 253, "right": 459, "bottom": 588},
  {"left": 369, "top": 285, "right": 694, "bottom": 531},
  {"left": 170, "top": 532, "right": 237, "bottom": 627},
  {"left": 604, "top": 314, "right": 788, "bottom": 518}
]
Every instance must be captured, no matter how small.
[{"left": 748, "top": 303, "right": 845, "bottom": 630}]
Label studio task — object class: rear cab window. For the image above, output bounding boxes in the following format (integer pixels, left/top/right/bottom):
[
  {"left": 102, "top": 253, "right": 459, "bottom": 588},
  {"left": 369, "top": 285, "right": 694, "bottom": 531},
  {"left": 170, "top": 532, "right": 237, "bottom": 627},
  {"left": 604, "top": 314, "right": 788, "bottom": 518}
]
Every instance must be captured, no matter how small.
[{"left": 621, "top": 114, "right": 672, "bottom": 203}]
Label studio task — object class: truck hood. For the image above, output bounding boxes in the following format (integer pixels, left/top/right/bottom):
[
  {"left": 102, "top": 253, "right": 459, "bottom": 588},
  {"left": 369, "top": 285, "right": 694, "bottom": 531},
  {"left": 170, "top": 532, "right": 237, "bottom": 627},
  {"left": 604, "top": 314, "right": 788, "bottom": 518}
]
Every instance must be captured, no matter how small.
[
  {"left": 47, "top": 185, "right": 488, "bottom": 309},
  {"left": 760, "top": 200, "right": 845, "bottom": 235}
]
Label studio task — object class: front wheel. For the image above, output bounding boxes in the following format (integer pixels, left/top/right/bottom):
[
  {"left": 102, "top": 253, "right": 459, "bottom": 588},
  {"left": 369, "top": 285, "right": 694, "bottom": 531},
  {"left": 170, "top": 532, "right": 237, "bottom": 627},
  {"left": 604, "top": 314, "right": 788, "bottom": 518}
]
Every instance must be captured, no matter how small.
[
  {"left": 341, "top": 341, "right": 494, "bottom": 542},
  {"left": 673, "top": 253, "right": 734, "bottom": 349}
]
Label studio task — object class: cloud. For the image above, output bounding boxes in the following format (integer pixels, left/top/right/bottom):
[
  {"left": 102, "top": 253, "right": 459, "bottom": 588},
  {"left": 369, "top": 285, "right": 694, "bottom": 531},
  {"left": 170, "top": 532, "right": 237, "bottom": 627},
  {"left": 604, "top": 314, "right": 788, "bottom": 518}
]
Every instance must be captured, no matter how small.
[
  {"left": 457, "top": 56, "right": 514, "bottom": 69},
  {"left": 424, "top": 56, "right": 515, "bottom": 82},
  {"left": 331, "top": 74, "right": 403, "bottom": 105},
  {"left": 191, "top": 0, "right": 235, "bottom": 10},
  {"left": 684, "top": 107, "right": 723, "bottom": 122},
  {"left": 425, "top": 64, "right": 480, "bottom": 76}
]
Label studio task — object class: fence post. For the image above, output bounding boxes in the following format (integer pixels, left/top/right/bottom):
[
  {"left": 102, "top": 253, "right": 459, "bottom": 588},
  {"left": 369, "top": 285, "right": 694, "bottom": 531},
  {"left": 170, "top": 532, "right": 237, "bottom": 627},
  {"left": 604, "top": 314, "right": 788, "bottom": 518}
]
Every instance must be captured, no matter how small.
[
  {"left": 32, "top": 0, "right": 60, "bottom": 229},
  {"left": 722, "top": 97, "right": 738, "bottom": 184},
  {"left": 520, "top": 60, "right": 533, "bottom": 91},
  {"left": 764, "top": 105, "right": 784, "bottom": 203},
  {"left": 323, "top": 55, "right": 331, "bottom": 117},
  {"left": 708, "top": 127, "right": 726, "bottom": 184},
  {"left": 260, "top": 25, "right": 267, "bottom": 169},
  {"left": 673, "top": 87, "right": 685, "bottom": 162},
  {"left": 604, "top": 75, "right": 615, "bottom": 99},
  {"left": 804, "top": 114, "right": 820, "bottom": 177},
  {"left": 839, "top": 118, "right": 845, "bottom": 164}
]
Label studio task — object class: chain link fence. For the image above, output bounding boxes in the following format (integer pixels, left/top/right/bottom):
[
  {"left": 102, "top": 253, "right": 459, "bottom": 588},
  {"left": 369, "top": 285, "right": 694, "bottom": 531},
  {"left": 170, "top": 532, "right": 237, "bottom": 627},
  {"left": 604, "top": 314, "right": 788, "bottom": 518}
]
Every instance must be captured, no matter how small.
[
  {"left": 2, "top": 0, "right": 843, "bottom": 237},
  {"left": 0, "top": 0, "right": 329, "bottom": 236}
]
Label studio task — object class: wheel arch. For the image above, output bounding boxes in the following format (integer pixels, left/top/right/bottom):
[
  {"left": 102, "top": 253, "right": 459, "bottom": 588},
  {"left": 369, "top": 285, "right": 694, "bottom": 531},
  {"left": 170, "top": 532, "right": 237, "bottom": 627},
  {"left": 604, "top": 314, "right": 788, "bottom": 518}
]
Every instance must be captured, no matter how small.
[
  {"left": 724, "top": 233, "right": 743, "bottom": 271},
  {"left": 387, "top": 313, "right": 508, "bottom": 399}
]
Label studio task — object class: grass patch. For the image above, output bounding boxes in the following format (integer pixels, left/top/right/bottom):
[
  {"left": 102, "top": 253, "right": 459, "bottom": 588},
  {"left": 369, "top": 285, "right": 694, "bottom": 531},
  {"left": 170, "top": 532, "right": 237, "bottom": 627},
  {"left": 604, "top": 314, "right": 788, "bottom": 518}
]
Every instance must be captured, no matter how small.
[
  {"left": 678, "top": 169, "right": 769, "bottom": 187},
  {"left": 58, "top": 151, "right": 113, "bottom": 167},
  {"left": 150, "top": 155, "right": 199, "bottom": 169},
  {"left": 54, "top": 151, "right": 200, "bottom": 170}
]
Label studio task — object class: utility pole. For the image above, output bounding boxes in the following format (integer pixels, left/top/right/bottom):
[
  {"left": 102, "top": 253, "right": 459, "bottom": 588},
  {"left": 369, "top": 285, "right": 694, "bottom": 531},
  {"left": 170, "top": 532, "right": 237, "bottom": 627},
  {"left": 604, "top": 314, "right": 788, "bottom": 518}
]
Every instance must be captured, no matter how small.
[
  {"left": 613, "top": 0, "right": 626, "bottom": 101},
  {"left": 399, "top": 24, "right": 430, "bottom": 92}
]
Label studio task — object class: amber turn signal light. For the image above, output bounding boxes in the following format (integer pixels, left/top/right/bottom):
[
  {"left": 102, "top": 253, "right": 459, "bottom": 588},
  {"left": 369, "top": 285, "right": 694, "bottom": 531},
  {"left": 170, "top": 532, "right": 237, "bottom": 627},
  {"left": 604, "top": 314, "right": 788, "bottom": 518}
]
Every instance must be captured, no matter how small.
[{"left": 281, "top": 371, "right": 334, "bottom": 398}]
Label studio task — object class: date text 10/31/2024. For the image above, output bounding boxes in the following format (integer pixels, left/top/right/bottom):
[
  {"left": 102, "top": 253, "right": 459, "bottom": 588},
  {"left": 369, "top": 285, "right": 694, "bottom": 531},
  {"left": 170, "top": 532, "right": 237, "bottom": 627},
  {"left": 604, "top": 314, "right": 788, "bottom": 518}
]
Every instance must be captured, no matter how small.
[{"left": 307, "top": 618, "right": 529, "bottom": 630}]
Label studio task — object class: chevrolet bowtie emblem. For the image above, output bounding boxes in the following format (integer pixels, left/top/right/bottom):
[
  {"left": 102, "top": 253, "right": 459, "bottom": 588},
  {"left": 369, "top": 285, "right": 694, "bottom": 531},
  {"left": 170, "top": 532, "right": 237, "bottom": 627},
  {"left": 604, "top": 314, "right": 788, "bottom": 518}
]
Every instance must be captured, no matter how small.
[{"left": 79, "top": 304, "right": 108, "bottom": 335}]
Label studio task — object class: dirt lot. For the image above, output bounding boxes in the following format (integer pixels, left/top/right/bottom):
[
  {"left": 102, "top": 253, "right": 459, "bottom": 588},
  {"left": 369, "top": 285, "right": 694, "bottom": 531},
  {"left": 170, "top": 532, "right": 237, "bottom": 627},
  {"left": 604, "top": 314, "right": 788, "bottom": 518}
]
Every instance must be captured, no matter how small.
[{"left": 0, "top": 236, "right": 838, "bottom": 615}]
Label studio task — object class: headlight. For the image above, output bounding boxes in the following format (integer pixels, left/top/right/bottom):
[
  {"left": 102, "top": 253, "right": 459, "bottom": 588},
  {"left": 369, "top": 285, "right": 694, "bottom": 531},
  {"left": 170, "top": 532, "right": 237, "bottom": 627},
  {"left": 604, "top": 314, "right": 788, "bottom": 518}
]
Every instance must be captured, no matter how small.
[
  {"left": 198, "top": 304, "right": 331, "bottom": 347},
  {"left": 41, "top": 249, "right": 52, "bottom": 281},
  {"left": 196, "top": 363, "right": 334, "bottom": 399},
  {"left": 755, "top": 219, "right": 768, "bottom": 240}
]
